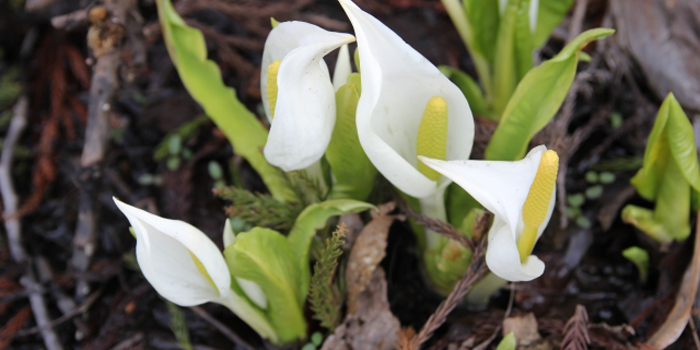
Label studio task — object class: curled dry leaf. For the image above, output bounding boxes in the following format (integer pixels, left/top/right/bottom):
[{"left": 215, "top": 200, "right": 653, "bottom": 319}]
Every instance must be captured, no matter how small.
[
  {"left": 321, "top": 202, "right": 402, "bottom": 350},
  {"left": 644, "top": 212, "right": 700, "bottom": 349},
  {"left": 503, "top": 313, "right": 542, "bottom": 347},
  {"left": 322, "top": 268, "right": 401, "bottom": 350},
  {"left": 345, "top": 201, "right": 404, "bottom": 314}
]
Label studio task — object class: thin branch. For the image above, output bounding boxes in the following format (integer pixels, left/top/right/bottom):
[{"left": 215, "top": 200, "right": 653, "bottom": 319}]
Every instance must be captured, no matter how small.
[
  {"left": 396, "top": 198, "right": 477, "bottom": 251},
  {"left": 412, "top": 236, "right": 489, "bottom": 348},
  {"left": 0, "top": 97, "right": 64, "bottom": 350},
  {"left": 189, "top": 306, "right": 256, "bottom": 350}
]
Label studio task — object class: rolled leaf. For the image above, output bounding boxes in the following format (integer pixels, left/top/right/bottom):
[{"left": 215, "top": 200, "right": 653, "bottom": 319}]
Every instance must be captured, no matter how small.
[
  {"left": 439, "top": 66, "right": 487, "bottom": 116},
  {"left": 485, "top": 28, "right": 615, "bottom": 161},
  {"left": 155, "top": 0, "right": 295, "bottom": 202},
  {"left": 325, "top": 82, "right": 377, "bottom": 200},
  {"left": 625, "top": 93, "right": 700, "bottom": 242},
  {"left": 491, "top": 0, "right": 533, "bottom": 117},
  {"left": 224, "top": 228, "right": 306, "bottom": 343}
]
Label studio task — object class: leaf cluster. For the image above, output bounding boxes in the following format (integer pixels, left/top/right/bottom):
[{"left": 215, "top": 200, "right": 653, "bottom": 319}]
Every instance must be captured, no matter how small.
[
  {"left": 309, "top": 225, "right": 347, "bottom": 330},
  {"left": 215, "top": 186, "right": 301, "bottom": 231}
]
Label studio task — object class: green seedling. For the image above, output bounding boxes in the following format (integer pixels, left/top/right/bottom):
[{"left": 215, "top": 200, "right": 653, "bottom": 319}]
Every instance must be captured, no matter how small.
[
  {"left": 622, "top": 246, "right": 649, "bottom": 283},
  {"left": 622, "top": 93, "right": 700, "bottom": 243},
  {"left": 208, "top": 160, "right": 226, "bottom": 188},
  {"left": 609, "top": 111, "right": 623, "bottom": 130}
]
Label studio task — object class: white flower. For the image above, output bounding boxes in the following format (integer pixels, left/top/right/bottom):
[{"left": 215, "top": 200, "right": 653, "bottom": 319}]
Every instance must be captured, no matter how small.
[
  {"left": 420, "top": 145, "right": 558, "bottom": 281},
  {"left": 113, "top": 198, "right": 278, "bottom": 342},
  {"left": 261, "top": 21, "right": 355, "bottom": 171},
  {"left": 338, "top": 0, "right": 474, "bottom": 199}
]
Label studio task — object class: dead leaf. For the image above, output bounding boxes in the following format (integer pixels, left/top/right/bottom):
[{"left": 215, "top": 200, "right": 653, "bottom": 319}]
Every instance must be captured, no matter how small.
[
  {"left": 503, "top": 313, "right": 542, "bottom": 347},
  {"left": 644, "top": 212, "right": 700, "bottom": 349},
  {"left": 610, "top": 0, "right": 700, "bottom": 113},
  {"left": 345, "top": 201, "right": 403, "bottom": 314},
  {"left": 321, "top": 202, "right": 402, "bottom": 350},
  {"left": 322, "top": 268, "right": 401, "bottom": 350}
]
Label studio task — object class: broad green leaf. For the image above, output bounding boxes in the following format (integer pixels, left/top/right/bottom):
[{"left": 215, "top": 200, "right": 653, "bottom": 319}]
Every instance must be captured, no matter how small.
[
  {"left": 492, "top": 0, "right": 533, "bottom": 117},
  {"left": 287, "top": 199, "right": 375, "bottom": 300},
  {"left": 622, "top": 205, "right": 674, "bottom": 243},
  {"left": 496, "top": 333, "right": 516, "bottom": 350},
  {"left": 155, "top": 0, "right": 295, "bottom": 202},
  {"left": 442, "top": 0, "right": 492, "bottom": 96},
  {"left": 439, "top": 66, "right": 487, "bottom": 116},
  {"left": 325, "top": 83, "right": 377, "bottom": 200},
  {"left": 485, "top": 28, "right": 615, "bottom": 161},
  {"left": 224, "top": 228, "right": 306, "bottom": 343},
  {"left": 534, "top": 0, "right": 574, "bottom": 47},
  {"left": 463, "top": 0, "right": 500, "bottom": 64},
  {"left": 622, "top": 246, "right": 650, "bottom": 283}
]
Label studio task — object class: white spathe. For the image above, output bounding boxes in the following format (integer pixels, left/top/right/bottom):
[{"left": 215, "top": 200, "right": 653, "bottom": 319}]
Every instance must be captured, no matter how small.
[
  {"left": 113, "top": 198, "right": 278, "bottom": 341},
  {"left": 419, "top": 145, "right": 556, "bottom": 281},
  {"left": 332, "top": 44, "right": 353, "bottom": 90},
  {"left": 338, "top": 0, "right": 474, "bottom": 199},
  {"left": 261, "top": 21, "right": 355, "bottom": 171}
]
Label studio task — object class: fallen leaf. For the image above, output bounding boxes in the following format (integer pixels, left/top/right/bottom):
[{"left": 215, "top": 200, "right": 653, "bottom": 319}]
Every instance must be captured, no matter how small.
[
  {"left": 503, "top": 313, "right": 541, "bottom": 347},
  {"left": 644, "top": 212, "right": 700, "bottom": 349},
  {"left": 345, "top": 202, "right": 403, "bottom": 314}
]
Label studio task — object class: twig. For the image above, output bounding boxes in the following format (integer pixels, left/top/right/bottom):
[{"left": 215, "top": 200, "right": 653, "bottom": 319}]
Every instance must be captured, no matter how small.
[
  {"left": 51, "top": 9, "right": 89, "bottom": 31},
  {"left": 1, "top": 97, "right": 28, "bottom": 262},
  {"left": 189, "top": 306, "right": 256, "bottom": 350},
  {"left": 567, "top": 0, "right": 590, "bottom": 43},
  {"left": 412, "top": 237, "right": 489, "bottom": 348},
  {"left": 0, "top": 97, "right": 64, "bottom": 350},
  {"left": 395, "top": 198, "right": 477, "bottom": 251},
  {"left": 14, "top": 289, "right": 102, "bottom": 337},
  {"left": 71, "top": 0, "right": 132, "bottom": 302}
]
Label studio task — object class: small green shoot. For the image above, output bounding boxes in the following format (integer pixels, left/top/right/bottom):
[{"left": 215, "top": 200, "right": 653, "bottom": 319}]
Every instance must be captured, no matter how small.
[
  {"left": 496, "top": 332, "right": 516, "bottom": 350},
  {"left": 165, "top": 300, "right": 194, "bottom": 350},
  {"left": 585, "top": 185, "right": 603, "bottom": 200},
  {"left": 208, "top": 161, "right": 225, "bottom": 188},
  {"left": 622, "top": 246, "right": 650, "bottom": 283},
  {"left": 609, "top": 111, "right": 623, "bottom": 129}
]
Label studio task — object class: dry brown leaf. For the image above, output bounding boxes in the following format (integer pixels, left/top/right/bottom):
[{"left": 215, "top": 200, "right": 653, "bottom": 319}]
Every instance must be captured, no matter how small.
[
  {"left": 644, "top": 212, "right": 700, "bottom": 349},
  {"left": 610, "top": 0, "right": 700, "bottom": 113},
  {"left": 321, "top": 202, "right": 402, "bottom": 350},
  {"left": 322, "top": 268, "right": 400, "bottom": 350},
  {"left": 398, "top": 326, "right": 417, "bottom": 350},
  {"left": 345, "top": 201, "right": 403, "bottom": 314},
  {"left": 503, "top": 313, "right": 542, "bottom": 347},
  {"left": 560, "top": 305, "right": 590, "bottom": 350}
]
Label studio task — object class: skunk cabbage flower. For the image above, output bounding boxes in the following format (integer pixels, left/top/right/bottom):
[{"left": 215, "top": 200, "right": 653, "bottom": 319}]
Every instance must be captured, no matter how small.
[
  {"left": 261, "top": 21, "right": 355, "bottom": 171},
  {"left": 113, "top": 198, "right": 278, "bottom": 342},
  {"left": 338, "top": 0, "right": 474, "bottom": 199},
  {"left": 420, "top": 145, "right": 558, "bottom": 281}
]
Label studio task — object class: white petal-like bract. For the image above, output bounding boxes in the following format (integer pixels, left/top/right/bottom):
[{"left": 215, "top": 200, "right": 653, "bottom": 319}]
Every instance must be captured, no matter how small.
[
  {"left": 339, "top": 0, "right": 474, "bottom": 198},
  {"left": 419, "top": 146, "right": 556, "bottom": 281},
  {"left": 261, "top": 21, "right": 355, "bottom": 171}
]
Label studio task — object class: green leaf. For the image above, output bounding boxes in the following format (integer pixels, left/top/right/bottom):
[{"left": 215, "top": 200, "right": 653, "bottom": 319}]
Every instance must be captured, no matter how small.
[
  {"left": 585, "top": 185, "right": 603, "bottom": 199},
  {"left": 628, "top": 93, "right": 699, "bottom": 241},
  {"left": 155, "top": 0, "right": 295, "bottom": 203},
  {"left": 439, "top": 66, "right": 487, "bottom": 116},
  {"left": 485, "top": 28, "right": 615, "bottom": 160},
  {"left": 445, "top": 182, "right": 481, "bottom": 227},
  {"left": 632, "top": 93, "right": 700, "bottom": 199},
  {"left": 441, "top": 0, "right": 492, "bottom": 96},
  {"left": 496, "top": 332, "right": 516, "bottom": 350},
  {"left": 325, "top": 83, "right": 377, "bottom": 200},
  {"left": 492, "top": 0, "right": 534, "bottom": 117},
  {"left": 621, "top": 205, "right": 674, "bottom": 243},
  {"left": 224, "top": 227, "right": 306, "bottom": 343},
  {"left": 622, "top": 246, "right": 650, "bottom": 283},
  {"left": 287, "top": 199, "right": 375, "bottom": 300},
  {"left": 533, "top": 0, "right": 574, "bottom": 47},
  {"left": 463, "top": 0, "right": 500, "bottom": 64}
]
